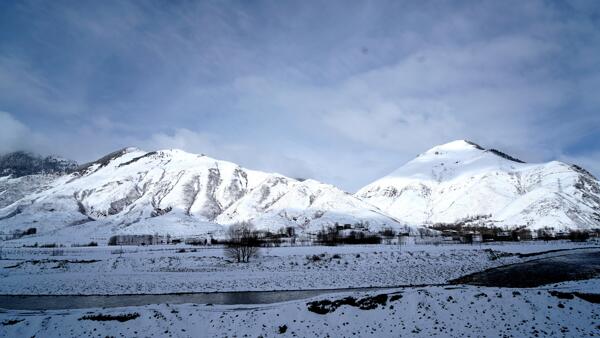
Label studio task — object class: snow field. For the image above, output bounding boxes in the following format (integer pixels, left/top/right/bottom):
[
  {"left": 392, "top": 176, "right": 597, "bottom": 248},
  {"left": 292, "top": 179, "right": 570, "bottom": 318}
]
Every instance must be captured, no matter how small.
[
  {"left": 0, "top": 241, "right": 595, "bottom": 295},
  {"left": 1, "top": 282, "right": 598, "bottom": 337}
]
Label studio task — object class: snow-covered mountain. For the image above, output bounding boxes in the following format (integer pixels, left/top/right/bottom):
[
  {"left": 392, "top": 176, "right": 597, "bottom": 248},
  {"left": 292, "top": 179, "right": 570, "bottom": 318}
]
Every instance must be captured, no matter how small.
[
  {"left": 0, "top": 148, "right": 409, "bottom": 242},
  {"left": 356, "top": 140, "right": 600, "bottom": 230}
]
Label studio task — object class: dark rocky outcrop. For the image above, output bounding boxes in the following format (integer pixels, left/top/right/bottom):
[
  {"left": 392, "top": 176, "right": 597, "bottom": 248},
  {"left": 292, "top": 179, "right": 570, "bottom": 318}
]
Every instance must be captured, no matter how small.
[{"left": 0, "top": 151, "right": 77, "bottom": 177}]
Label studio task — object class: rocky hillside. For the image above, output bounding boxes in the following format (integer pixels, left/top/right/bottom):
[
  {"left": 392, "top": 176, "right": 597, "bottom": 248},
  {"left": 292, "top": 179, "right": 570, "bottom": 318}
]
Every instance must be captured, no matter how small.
[{"left": 0, "top": 151, "right": 77, "bottom": 177}]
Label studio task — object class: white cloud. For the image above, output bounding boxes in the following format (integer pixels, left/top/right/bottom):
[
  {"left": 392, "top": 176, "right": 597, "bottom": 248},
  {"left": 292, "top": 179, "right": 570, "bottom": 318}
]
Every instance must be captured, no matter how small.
[{"left": 0, "top": 111, "right": 48, "bottom": 155}]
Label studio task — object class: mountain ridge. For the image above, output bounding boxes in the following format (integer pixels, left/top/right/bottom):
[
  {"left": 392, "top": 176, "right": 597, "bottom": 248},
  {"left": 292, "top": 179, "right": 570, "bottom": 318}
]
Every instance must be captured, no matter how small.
[{"left": 0, "top": 147, "right": 411, "bottom": 243}]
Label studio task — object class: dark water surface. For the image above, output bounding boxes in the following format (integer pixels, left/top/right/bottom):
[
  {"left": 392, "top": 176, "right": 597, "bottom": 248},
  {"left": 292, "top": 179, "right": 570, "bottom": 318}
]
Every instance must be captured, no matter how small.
[
  {"left": 0, "top": 287, "right": 394, "bottom": 311},
  {"left": 451, "top": 250, "right": 600, "bottom": 287}
]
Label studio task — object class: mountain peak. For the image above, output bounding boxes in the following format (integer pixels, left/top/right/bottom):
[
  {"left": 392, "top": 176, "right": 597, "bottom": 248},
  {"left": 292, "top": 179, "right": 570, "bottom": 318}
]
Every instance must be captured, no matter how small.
[
  {"left": 419, "top": 140, "right": 526, "bottom": 164},
  {"left": 422, "top": 140, "right": 483, "bottom": 155}
]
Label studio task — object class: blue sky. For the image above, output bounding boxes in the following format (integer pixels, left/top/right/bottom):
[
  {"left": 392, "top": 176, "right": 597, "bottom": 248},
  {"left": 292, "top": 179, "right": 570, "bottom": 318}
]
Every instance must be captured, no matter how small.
[{"left": 0, "top": 0, "right": 599, "bottom": 191}]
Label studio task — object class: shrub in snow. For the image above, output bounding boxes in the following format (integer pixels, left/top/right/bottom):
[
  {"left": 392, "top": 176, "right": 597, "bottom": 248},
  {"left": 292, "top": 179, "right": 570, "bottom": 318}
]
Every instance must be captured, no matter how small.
[
  {"left": 71, "top": 241, "right": 98, "bottom": 247},
  {"left": 79, "top": 312, "right": 140, "bottom": 322},
  {"left": 307, "top": 294, "right": 389, "bottom": 314},
  {"left": 569, "top": 231, "right": 590, "bottom": 242},
  {"left": 2, "top": 319, "right": 24, "bottom": 326},
  {"left": 224, "top": 222, "right": 260, "bottom": 263}
]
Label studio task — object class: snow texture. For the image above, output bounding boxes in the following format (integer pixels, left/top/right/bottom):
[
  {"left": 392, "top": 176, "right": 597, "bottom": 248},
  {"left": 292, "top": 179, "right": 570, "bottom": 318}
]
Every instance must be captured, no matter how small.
[
  {"left": 0, "top": 281, "right": 598, "bottom": 337},
  {"left": 0, "top": 241, "right": 593, "bottom": 295}
]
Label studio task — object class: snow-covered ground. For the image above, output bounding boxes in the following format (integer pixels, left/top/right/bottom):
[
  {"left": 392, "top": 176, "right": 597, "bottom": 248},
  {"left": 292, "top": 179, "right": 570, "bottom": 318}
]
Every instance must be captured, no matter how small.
[
  {"left": 1, "top": 280, "right": 598, "bottom": 337},
  {"left": 0, "top": 241, "right": 596, "bottom": 295}
]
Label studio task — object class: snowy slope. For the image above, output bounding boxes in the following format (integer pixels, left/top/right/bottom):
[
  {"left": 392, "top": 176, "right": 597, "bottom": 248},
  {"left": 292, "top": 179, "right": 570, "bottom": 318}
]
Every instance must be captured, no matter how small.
[
  {"left": 0, "top": 174, "right": 58, "bottom": 209},
  {"left": 217, "top": 178, "right": 410, "bottom": 233},
  {"left": 0, "top": 148, "right": 409, "bottom": 241},
  {"left": 356, "top": 140, "right": 600, "bottom": 230}
]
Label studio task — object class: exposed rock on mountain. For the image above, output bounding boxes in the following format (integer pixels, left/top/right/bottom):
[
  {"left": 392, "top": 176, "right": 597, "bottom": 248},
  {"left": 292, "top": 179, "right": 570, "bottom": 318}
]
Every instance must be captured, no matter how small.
[{"left": 0, "top": 151, "right": 77, "bottom": 177}]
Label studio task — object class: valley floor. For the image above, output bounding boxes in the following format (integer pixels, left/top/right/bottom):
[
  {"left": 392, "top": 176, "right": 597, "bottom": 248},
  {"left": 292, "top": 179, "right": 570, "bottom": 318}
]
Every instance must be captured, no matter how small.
[
  {"left": 1, "top": 280, "right": 598, "bottom": 337},
  {"left": 0, "top": 241, "right": 596, "bottom": 295},
  {"left": 1, "top": 241, "right": 599, "bottom": 337}
]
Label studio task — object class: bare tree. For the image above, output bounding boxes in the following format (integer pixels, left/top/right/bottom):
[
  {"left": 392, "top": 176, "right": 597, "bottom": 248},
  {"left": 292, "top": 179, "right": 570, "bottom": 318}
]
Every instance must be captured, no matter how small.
[{"left": 224, "top": 222, "right": 260, "bottom": 263}]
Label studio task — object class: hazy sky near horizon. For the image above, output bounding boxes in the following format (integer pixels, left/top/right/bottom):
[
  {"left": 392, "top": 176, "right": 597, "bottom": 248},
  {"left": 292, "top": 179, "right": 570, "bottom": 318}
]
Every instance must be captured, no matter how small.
[{"left": 1, "top": 0, "right": 599, "bottom": 191}]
